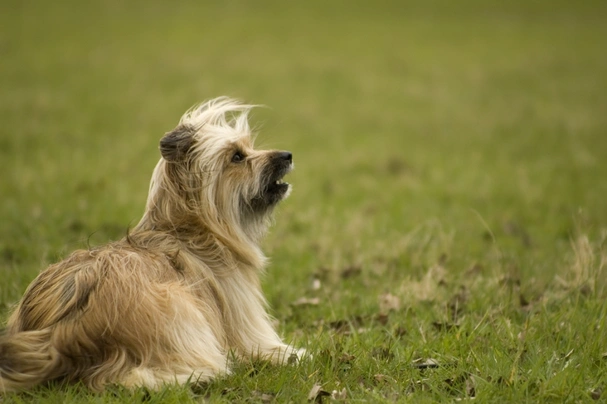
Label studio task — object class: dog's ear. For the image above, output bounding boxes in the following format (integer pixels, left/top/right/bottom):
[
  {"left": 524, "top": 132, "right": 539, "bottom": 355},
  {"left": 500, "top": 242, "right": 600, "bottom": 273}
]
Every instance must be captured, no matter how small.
[{"left": 160, "top": 125, "right": 195, "bottom": 162}]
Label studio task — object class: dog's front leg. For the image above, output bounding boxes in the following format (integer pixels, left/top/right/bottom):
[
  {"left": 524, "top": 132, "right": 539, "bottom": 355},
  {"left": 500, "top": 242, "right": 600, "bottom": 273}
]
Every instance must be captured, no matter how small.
[{"left": 226, "top": 281, "right": 305, "bottom": 364}]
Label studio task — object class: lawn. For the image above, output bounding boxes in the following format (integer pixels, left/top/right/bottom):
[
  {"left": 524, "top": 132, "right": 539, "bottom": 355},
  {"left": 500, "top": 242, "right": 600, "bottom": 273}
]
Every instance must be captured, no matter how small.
[{"left": 1, "top": 0, "right": 606, "bottom": 402}]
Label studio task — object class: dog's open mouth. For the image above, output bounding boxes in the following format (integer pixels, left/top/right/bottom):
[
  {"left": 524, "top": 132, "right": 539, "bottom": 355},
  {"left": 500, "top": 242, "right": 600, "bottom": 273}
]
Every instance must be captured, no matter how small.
[
  {"left": 266, "top": 178, "right": 289, "bottom": 196},
  {"left": 247, "top": 150, "right": 293, "bottom": 212},
  {"left": 249, "top": 161, "right": 292, "bottom": 211},
  {"left": 261, "top": 169, "right": 291, "bottom": 205}
]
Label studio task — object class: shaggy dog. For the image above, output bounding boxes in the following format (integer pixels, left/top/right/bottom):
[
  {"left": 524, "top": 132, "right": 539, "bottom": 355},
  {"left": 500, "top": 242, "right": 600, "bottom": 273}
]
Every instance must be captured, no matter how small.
[{"left": 0, "top": 97, "right": 303, "bottom": 392}]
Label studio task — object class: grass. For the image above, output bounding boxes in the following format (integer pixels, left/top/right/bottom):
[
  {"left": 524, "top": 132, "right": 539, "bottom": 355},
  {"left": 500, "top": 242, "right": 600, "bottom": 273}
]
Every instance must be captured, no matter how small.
[{"left": 1, "top": 0, "right": 607, "bottom": 401}]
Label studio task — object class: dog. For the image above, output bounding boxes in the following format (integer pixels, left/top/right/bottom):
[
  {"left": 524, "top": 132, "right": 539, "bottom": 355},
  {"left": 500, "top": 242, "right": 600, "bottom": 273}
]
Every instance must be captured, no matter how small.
[{"left": 0, "top": 97, "right": 303, "bottom": 392}]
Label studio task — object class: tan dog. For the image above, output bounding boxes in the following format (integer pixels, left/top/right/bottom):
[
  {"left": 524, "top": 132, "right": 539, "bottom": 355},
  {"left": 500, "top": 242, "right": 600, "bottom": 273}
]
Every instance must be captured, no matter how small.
[{"left": 0, "top": 97, "right": 303, "bottom": 392}]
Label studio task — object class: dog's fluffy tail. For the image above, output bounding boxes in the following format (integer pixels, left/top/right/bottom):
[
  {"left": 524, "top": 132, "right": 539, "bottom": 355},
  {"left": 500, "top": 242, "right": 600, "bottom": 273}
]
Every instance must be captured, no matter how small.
[{"left": 0, "top": 328, "right": 61, "bottom": 393}]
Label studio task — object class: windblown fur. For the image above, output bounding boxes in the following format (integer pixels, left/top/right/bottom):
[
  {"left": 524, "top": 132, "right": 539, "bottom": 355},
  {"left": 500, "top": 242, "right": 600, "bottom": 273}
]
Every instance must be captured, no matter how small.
[{"left": 0, "top": 97, "right": 302, "bottom": 392}]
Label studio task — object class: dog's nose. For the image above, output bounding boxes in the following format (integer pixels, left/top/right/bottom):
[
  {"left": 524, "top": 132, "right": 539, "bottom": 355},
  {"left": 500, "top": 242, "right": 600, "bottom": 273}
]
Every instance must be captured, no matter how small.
[{"left": 277, "top": 151, "right": 292, "bottom": 162}]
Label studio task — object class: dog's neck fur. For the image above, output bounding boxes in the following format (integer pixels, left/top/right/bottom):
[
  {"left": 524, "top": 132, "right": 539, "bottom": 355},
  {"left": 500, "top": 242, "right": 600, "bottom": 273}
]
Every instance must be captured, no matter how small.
[{"left": 133, "top": 160, "right": 268, "bottom": 271}]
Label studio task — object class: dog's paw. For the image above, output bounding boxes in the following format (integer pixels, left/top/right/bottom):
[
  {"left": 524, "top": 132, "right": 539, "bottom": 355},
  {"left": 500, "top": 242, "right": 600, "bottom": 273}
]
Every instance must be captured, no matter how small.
[
  {"left": 264, "top": 345, "right": 308, "bottom": 365},
  {"left": 285, "top": 347, "right": 309, "bottom": 364}
]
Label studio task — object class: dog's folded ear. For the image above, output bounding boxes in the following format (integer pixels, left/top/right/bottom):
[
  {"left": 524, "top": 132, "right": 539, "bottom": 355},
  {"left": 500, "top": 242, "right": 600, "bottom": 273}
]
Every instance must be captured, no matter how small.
[{"left": 160, "top": 125, "right": 195, "bottom": 162}]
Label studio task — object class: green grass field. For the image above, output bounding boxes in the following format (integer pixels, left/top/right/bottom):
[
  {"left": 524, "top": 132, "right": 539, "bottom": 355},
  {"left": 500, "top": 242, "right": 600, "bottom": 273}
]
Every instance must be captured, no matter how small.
[{"left": 2, "top": 0, "right": 607, "bottom": 402}]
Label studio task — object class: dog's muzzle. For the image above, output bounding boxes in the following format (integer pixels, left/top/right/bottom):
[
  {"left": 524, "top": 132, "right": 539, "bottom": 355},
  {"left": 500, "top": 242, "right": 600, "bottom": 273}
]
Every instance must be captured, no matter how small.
[{"left": 251, "top": 151, "right": 293, "bottom": 210}]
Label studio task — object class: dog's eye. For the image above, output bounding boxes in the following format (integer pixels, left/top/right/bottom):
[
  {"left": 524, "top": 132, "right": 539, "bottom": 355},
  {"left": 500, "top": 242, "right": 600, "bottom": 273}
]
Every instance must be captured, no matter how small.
[{"left": 231, "top": 151, "right": 245, "bottom": 163}]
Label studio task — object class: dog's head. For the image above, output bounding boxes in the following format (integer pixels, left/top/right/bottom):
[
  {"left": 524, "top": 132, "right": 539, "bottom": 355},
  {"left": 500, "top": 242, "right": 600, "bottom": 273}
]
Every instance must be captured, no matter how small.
[{"left": 143, "top": 97, "right": 292, "bottom": 249}]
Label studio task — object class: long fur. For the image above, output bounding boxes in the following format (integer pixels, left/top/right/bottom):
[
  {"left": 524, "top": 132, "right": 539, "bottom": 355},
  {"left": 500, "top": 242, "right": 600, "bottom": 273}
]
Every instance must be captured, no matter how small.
[{"left": 0, "top": 97, "right": 302, "bottom": 392}]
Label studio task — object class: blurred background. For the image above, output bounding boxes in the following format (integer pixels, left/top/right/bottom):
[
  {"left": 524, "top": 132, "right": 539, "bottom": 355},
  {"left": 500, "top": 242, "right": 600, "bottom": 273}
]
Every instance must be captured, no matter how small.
[{"left": 1, "top": 0, "right": 606, "bottom": 302}]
